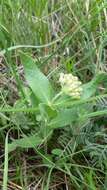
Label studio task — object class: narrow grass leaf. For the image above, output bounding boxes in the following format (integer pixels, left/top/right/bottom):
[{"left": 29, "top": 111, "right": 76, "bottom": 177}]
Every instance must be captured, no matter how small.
[{"left": 3, "top": 133, "right": 9, "bottom": 190}]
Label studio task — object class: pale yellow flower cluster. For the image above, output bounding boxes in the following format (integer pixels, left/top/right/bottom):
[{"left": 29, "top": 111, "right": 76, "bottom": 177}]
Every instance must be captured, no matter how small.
[{"left": 59, "top": 73, "right": 83, "bottom": 99}]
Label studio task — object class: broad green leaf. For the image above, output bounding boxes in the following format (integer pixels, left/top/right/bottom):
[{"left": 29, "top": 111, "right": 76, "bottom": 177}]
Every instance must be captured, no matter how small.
[
  {"left": 82, "top": 73, "right": 107, "bottom": 99},
  {"left": 8, "top": 134, "right": 42, "bottom": 152},
  {"left": 20, "top": 53, "right": 54, "bottom": 104},
  {"left": 49, "top": 108, "right": 78, "bottom": 128}
]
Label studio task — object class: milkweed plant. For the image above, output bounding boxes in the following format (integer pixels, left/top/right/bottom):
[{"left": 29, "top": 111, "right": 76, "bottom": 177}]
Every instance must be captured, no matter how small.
[{"left": 8, "top": 53, "right": 107, "bottom": 155}]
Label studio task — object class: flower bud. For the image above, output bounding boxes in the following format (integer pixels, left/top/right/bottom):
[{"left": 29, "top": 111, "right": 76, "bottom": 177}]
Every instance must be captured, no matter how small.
[{"left": 59, "top": 73, "right": 82, "bottom": 99}]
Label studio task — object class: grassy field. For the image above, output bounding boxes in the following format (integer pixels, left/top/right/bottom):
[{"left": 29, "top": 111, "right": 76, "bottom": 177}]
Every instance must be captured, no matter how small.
[{"left": 1, "top": 0, "right": 107, "bottom": 189}]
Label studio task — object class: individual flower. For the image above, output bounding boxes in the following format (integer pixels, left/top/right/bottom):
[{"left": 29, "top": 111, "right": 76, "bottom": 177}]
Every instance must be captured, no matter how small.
[{"left": 59, "top": 73, "right": 83, "bottom": 99}]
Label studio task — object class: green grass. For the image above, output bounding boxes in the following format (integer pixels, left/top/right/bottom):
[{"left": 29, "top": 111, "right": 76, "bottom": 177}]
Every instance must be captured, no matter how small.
[{"left": 1, "top": 0, "right": 107, "bottom": 189}]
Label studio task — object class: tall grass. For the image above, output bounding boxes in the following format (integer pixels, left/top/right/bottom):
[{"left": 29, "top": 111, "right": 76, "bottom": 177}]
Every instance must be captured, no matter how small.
[{"left": 1, "top": 0, "right": 107, "bottom": 189}]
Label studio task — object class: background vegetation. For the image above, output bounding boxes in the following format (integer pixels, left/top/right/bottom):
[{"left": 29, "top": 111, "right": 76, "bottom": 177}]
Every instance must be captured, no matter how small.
[{"left": 1, "top": 0, "right": 107, "bottom": 189}]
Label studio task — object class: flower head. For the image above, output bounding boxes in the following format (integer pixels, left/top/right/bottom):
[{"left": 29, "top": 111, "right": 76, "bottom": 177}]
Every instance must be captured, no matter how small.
[{"left": 59, "top": 73, "right": 82, "bottom": 99}]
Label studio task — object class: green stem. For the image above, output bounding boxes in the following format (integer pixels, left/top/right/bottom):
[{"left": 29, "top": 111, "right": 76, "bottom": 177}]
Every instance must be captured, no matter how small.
[{"left": 52, "top": 91, "right": 63, "bottom": 102}]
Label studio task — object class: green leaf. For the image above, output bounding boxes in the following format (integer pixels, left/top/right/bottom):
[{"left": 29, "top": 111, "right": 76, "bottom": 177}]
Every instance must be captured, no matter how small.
[
  {"left": 52, "top": 148, "right": 63, "bottom": 156},
  {"left": 3, "top": 133, "right": 8, "bottom": 190},
  {"left": 82, "top": 73, "right": 107, "bottom": 99},
  {"left": 42, "top": 154, "right": 53, "bottom": 168},
  {"left": 49, "top": 108, "right": 78, "bottom": 128},
  {"left": 8, "top": 134, "right": 42, "bottom": 152},
  {"left": 20, "top": 52, "right": 54, "bottom": 104},
  {"left": 85, "top": 171, "right": 96, "bottom": 190}
]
